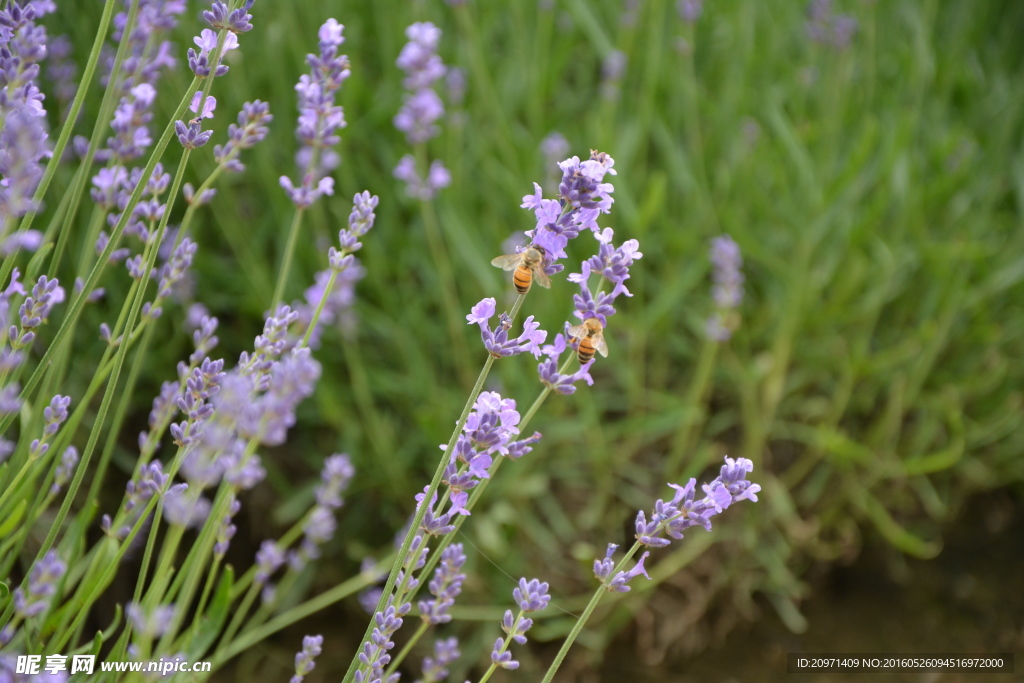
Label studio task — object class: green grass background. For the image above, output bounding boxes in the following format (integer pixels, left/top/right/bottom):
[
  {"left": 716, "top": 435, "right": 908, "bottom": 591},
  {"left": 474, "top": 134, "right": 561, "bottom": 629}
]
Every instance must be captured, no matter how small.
[{"left": 34, "top": 0, "right": 1024, "bottom": 678}]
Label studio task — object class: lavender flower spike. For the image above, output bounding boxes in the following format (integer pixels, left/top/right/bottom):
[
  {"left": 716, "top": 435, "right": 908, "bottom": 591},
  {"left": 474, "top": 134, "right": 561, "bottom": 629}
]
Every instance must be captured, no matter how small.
[
  {"left": 12, "top": 551, "right": 66, "bottom": 618},
  {"left": 418, "top": 637, "right": 460, "bottom": 683},
  {"left": 280, "top": 19, "right": 350, "bottom": 208},
  {"left": 466, "top": 297, "right": 547, "bottom": 358},
  {"left": 706, "top": 234, "right": 744, "bottom": 341},
  {"left": 290, "top": 634, "right": 324, "bottom": 683},
  {"left": 599, "top": 456, "right": 760, "bottom": 592}
]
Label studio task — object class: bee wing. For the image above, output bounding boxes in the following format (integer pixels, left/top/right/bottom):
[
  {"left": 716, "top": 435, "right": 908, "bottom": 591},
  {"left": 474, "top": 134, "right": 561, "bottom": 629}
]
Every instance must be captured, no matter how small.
[
  {"left": 491, "top": 254, "right": 522, "bottom": 271},
  {"left": 566, "top": 323, "right": 587, "bottom": 339},
  {"left": 593, "top": 332, "right": 609, "bottom": 357},
  {"left": 531, "top": 264, "right": 552, "bottom": 288}
]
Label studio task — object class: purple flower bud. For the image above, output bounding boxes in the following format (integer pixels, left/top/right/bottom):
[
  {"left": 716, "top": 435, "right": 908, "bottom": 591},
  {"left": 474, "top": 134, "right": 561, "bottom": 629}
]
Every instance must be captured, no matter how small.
[
  {"left": 12, "top": 550, "right": 66, "bottom": 618},
  {"left": 593, "top": 543, "right": 618, "bottom": 581},
  {"left": 418, "top": 543, "right": 466, "bottom": 624},
  {"left": 126, "top": 602, "right": 176, "bottom": 639},
  {"left": 513, "top": 577, "right": 551, "bottom": 612},
  {"left": 290, "top": 634, "right": 323, "bottom": 683},
  {"left": 281, "top": 19, "right": 349, "bottom": 209},
  {"left": 420, "top": 636, "right": 460, "bottom": 682},
  {"left": 490, "top": 637, "right": 518, "bottom": 670},
  {"left": 607, "top": 552, "right": 651, "bottom": 593}
]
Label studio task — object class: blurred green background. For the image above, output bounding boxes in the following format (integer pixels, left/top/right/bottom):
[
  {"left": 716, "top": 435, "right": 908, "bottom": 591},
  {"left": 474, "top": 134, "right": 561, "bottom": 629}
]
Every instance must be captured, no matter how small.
[{"left": 43, "top": 0, "right": 1024, "bottom": 679}]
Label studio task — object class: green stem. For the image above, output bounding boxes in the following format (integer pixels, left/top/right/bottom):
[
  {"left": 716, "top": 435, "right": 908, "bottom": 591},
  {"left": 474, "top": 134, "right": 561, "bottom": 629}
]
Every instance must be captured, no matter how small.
[
  {"left": 271, "top": 208, "right": 306, "bottom": 309},
  {"left": 209, "top": 557, "right": 390, "bottom": 670},
  {"left": 342, "top": 353, "right": 500, "bottom": 683},
  {"left": 540, "top": 541, "right": 643, "bottom": 683}
]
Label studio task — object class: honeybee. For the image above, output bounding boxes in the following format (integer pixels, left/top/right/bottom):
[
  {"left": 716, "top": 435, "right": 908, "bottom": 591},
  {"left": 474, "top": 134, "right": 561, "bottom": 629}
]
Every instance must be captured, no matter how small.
[
  {"left": 567, "top": 317, "right": 608, "bottom": 363},
  {"left": 490, "top": 245, "right": 551, "bottom": 294}
]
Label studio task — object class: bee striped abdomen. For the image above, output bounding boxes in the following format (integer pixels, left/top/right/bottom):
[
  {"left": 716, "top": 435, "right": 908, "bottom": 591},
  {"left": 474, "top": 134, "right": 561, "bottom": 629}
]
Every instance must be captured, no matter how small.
[
  {"left": 512, "top": 266, "right": 532, "bottom": 293},
  {"left": 577, "top": 337, "right": 596, "bottom": 363}
]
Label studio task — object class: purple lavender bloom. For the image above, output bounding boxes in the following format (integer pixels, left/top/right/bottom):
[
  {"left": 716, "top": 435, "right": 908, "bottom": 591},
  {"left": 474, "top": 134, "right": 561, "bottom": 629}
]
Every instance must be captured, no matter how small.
[
  {"left": 441, "top": 391, "right": 540, "bottom": 481},
  {"left": 513, "top": 577, "right": 551, "bottom": 612},
  {"left": 600, "top": 50, "right": 626, "bottom": 100},
  {"left": 490, "top": 637, "right": 518, "bottom": 670},
  {"left": 394, "top": 22, "right": 446, "bottom": 144},
  {"left": 124, "top": 461, "right": 171, "bottom": 513},
  {"left": 606, "top": 551, "right": 651, "bottom": 593},
  {"left": 519, "top": 150, "right": 617, "bottom": 275},
  {"left": 212, "top": 100, "right": 272, "bottom": 173},
  {"left": 280, "top": 19, "right": 350, "bottom": 209},
  {"left": 593, "top": 543, "right": 617, "bottom": 581},
  {"left": 395, "top": 88, "right": 445, "bottom": 145},
  {"left": 633, "top": 456, "right": 759, "bottom": 550},
  {"left": 393, "top": 155, "right": 450, "bottom": 201},
  {"left": 418, "top": 636, "right": 460, "bottom": 683},
  {"left": 11, "top": 275, "right": 64, "bottom": 349},
  {"left": 806, "top": 0, "right": 857, "bottom": 48},
  {"left": 12, "top": 550, "right": 66, "bottom": 618},
  {"left": 290, "top": 634, "right": 324, "bottom": 683},
  {"left": 27, "top": 393, "right": 70, "bottom": 458},
  {"left": 203, "top": 0, "right": 255, "bottom": 34},
  {"left": 315, "top": 453, "right": 355, "bottom": 509},
  {"left": 706, "top": 234, "right": 743, "bottom": 341},
  {"left": 45, "top": 33, "right": 77, "bottom": 114},
  {"left": 162, "top": 487, "right": 210, "bottom": 528},
  {"left": 414, "top": 487, "right": 464, "bottom": 536},
  {"left": 213, "top": 496, "right": 240, "bottom": 557},
  {"left": 490, "top": 577, "right": 550, "bottom": 670},
  {"left": 536, "top": 334, "right": 594, "bottom": 395},
  {"left": 49, "top": 445, "right": 79, "bottom": 495},
  {"left": 569, "top": 227, "right": 643, "bottom": 300},
  {"left": 0, "top": 109, "right": 49, "bottom": 228},
  {"left": 175, "top": 92, "right": 216, "bottom": 149},
  {"left": 356, "top": 599, "right": 408, "bottom": 683},
  {"left": 466, "top": 297, "right": 547, "bottom": 358},
  {"left": 677, "top": 0, "right": 704, "bottom": 22},
  {"left": 418, "top": 543, "right": 466, "bottom": 624},
  {"left": 254, "top": 347, "right": 321, "bottom": 447},
  {"left": 187, "top": 27, "right": 237, "bottom": 78},
  {"left": 126, "top": 602, "right": 176, "bottom": 639},
  {"left": 254, "top": 540, "right": 286, "bottom": 585}
]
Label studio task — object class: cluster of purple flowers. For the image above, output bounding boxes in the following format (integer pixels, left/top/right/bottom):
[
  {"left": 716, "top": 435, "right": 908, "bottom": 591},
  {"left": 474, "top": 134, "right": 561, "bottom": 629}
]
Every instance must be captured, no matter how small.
[
  {"left": 535, "top": 225, "right": 643, "bottom": 394},
  {"left": 292, "top": 191, "right": 378, "bottom": 348},
  {"left": 417, "top": 543, "right": 466, "bottom": 624},
  {"left": 806, "top": 0, "right": 857, "bottom": 49},
  {"left": 417, "top": 392, "right": 541, "bottom": 536},
  {"left": 706, "top": 234, "right": 743, "bottom": 341},
  {"left": 0, "top": 270, "right": 65, "bottom": 461},
  {"left": 393, "top": 22, "right": 450, "bottom": 201},
  {"left": 678, "top": 0, "right": 704, "bottom": 23},
  {"left": 288, "top": 453, "right": 355, "bottom": 570},
  {"left": 489, "top": 578, "right": 551, "bottom": 671},
  {"left": 211, "top": 99, "right": 272, "bottom": 174},
  {"left": 280, "top": 19, "right": 350, "bottom": 208},
  {"left": 394, "top": 22, "right": 446, "bottom": 145},
  {"left": 0, "top": 1, "right": 51, "bottom": 251},
  {"left": 595, "top": 457, "right": 761, "bottom": 592},
  {"left": 466, "top": 297, "right": 546, "bottom": 359},
  {"left": 12, "top": 550, "right": 65, "bottom": 619},
  {"left": 418, "top": 636, "right": 460, "bottom": 683},
  {"left": 520, "top": 150, "right": 617, "bottom": 277},
  {"left": 290, "top": 634, "right": 324, "bottom": 683},
  {"left": 126, "top": 602, "right": 176, "bottom": 639}
]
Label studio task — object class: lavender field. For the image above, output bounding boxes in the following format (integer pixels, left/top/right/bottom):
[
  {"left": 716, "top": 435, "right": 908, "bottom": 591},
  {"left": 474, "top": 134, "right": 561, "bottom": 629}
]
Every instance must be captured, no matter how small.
[{"left": 1, "top": 0, "right": 1022, "bottom": 681}]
